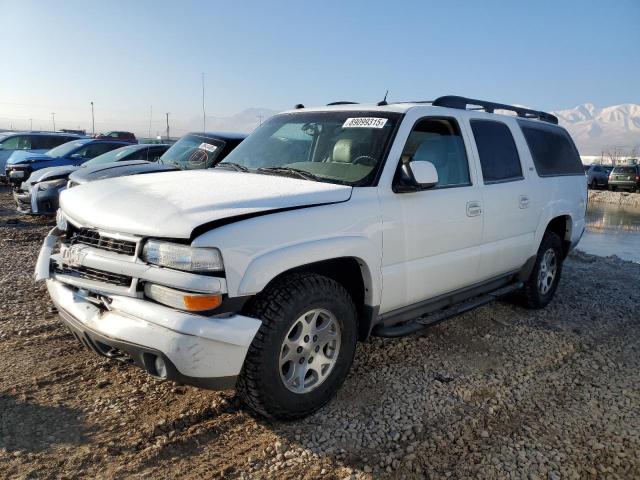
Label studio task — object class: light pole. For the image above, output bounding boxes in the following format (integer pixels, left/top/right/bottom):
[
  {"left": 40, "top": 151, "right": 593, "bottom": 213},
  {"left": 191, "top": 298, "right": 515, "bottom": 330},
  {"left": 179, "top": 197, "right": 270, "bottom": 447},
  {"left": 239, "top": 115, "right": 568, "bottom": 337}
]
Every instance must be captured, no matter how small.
[
  {"left": 165, "top": 112, "right": 170, "bottom": 141},
  {"left": 202, "top": 72, "right": 206, "bottom": 132},
  {"left": 149, "top": 106, "right": 152, "bottom": 139},
  {"left": 29, "top": 118, "right": 33, "bottom": 131},
  {"left": 51, "top": 112, "right": 56, "bottom": 131},
  {"left": 91, "top": 102, "right": 95, "bottom": 136}
]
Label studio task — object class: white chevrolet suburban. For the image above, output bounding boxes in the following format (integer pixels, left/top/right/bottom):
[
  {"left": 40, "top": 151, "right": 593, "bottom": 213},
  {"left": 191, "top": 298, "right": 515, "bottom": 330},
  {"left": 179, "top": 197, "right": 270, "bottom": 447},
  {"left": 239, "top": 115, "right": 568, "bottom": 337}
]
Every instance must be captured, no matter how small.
[{"left": 36, "top": 96, "right": 587, "bottom": 419}]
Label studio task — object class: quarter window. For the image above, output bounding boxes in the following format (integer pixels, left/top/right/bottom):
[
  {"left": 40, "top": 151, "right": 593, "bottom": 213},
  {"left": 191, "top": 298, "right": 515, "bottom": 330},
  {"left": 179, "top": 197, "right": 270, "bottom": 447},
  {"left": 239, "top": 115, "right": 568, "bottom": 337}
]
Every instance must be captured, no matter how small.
[
  {"left": 518, "top": 121, "right": 583, "bottom": 176},
  {"left": 471, "top": 120, "right": 523, "bottom": 183},
  {"left": 399, "top": 118, "right": 471, "bottom": 188}
]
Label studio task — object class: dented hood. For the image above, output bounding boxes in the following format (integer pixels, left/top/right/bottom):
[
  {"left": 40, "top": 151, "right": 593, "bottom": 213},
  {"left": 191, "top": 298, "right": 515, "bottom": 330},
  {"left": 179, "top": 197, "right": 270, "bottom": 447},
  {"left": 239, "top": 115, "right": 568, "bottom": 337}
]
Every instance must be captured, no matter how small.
[
  {"left": 60, "top": 169, "right": 352, "bottom": 238},
  {"left": 26, "top": 165, "right": 79, "bottom": 185}
]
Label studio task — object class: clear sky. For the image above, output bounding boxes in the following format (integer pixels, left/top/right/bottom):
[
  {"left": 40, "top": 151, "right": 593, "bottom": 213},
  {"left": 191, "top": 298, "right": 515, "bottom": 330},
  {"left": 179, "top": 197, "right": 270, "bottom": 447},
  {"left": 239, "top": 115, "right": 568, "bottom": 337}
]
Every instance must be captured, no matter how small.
[{"left": 1, "top": 0, "right": 639, "bottom": 135}]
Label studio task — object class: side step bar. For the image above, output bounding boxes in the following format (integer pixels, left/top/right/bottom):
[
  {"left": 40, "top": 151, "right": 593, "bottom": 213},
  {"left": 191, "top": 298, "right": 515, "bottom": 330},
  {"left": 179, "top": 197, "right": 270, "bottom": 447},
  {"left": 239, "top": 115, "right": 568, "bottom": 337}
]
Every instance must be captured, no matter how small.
[{"left": 372, "top": 281, "right": 523, "bottom": 338}]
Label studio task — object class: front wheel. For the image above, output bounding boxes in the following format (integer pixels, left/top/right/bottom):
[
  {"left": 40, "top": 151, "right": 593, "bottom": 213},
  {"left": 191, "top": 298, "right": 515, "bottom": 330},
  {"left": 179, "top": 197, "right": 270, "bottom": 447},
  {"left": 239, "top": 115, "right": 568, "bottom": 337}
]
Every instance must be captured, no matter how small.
[
  {"left": 518, "top": 231, "right": 564, "bottom": 309},
  {"left": 237, "top": 273, "right": 357, "bottom": 419}
]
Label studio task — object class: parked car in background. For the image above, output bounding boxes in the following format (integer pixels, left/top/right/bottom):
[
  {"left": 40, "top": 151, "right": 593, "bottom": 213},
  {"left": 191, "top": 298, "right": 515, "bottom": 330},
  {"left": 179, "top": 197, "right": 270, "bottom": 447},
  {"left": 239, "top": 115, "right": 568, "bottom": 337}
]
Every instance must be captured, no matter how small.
[
  {"left": 584, "top": 164, "right": 610, "bottom": 189},
  {"left": 0, "top": 132, "right": 85, "bottom": 181},
  {"left": 5, "top": 139, "right": 129, "bottom": 188},
  {"left": 14, "top": 144, "right": 170, "bottom": 214},
  {"left": 96, "top": 131, "right": 137, "bottom": 143},
  {"left": 67, "top": 131, "right": 246, "bottom": 187},
  {"left": 37, "top": 96, "right": 586, "bottom": 419},
  {"left": 608, "top": 165, "right": 640, "bottom": 192}
]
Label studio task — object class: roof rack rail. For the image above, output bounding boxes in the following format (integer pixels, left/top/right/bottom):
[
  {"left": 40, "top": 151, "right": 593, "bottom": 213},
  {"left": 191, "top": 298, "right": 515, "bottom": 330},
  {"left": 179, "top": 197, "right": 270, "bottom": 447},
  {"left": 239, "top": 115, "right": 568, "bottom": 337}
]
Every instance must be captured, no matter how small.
[
  {"left": 432, "top": 95, "right": 558, "bottom": 124},
  {"left": 326, "top": 101, "right": 359, "bottom": 106}
]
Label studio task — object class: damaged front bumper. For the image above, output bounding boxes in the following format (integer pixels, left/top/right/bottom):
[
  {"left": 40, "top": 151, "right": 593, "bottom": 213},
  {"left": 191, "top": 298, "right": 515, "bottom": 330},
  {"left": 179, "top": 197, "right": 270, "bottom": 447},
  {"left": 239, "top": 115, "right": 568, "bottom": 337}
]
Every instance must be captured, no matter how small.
[
  {"left": 36, "top": 227, "right": 261, "bottom": 389},
  {"left": 13, "top": 183, "right": 61, "bottom": 215}
]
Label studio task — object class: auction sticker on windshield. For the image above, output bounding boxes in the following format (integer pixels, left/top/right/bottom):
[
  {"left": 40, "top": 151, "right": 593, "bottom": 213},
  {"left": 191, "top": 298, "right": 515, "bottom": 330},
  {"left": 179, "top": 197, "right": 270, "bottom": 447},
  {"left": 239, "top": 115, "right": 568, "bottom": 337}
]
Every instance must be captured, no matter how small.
[
  {"left": 342, "top": 117, "right": 388, "bottom": 128},
  {"left": 198, "top": 143, "right": 218, "bottom": 153}
]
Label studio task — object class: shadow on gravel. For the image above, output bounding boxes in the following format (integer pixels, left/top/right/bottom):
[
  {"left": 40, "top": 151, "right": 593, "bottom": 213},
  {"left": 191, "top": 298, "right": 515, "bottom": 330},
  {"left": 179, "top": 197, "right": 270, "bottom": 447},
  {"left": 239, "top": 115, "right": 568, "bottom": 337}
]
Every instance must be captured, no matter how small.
[{"left": 0, "top": 395, "right": 87, "bottom": 452}]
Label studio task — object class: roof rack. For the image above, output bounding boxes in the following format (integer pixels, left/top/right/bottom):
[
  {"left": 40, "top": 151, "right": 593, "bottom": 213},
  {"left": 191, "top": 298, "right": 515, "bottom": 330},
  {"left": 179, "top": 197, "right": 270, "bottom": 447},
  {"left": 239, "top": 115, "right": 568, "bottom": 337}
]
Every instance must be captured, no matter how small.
[
  {"left": 326, "top": 101, "right": 359, "bottom": 106},
  {"left": 432, "top": 95, "right": 558, "bottom": 124}
]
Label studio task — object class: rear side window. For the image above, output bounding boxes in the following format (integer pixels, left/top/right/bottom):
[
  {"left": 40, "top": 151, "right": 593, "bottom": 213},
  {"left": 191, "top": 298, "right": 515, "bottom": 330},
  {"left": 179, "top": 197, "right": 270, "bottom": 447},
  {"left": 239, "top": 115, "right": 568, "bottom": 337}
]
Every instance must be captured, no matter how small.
[
  {"left": 518, "top": 122, "right": 583, "bottom": 176},
  {"left": 470, "top": 120, "right": 522, "bottom": 183}
]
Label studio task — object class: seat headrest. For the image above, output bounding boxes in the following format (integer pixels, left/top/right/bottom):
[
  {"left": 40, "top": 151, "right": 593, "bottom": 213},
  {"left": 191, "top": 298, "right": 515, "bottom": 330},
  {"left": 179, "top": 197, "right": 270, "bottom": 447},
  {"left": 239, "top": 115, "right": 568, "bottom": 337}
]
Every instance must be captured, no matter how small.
[{"left": 333, "top": 139, "right": 353, "bottom": 163}]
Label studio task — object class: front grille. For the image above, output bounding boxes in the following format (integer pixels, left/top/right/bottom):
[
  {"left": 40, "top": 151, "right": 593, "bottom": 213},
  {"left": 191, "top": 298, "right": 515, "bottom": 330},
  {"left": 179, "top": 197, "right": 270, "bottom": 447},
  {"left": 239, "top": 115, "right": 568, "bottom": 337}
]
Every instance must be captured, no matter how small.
[
  {"left": 67, "top": 225, "right": 137, "bottom": 256},
  {"left": 54, "top": 264, "right": 132, "bottom": 287}
]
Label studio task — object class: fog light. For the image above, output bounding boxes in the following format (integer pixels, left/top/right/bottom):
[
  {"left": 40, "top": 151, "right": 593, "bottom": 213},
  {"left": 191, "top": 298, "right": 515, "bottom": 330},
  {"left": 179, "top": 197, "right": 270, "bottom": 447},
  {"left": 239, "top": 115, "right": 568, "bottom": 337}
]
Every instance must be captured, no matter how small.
[
  {"left": 144, "top": 283, "right": 222, "bottom": 312},
  {"left": 154, "top": 356, "right": 167, "bottom": 379}
]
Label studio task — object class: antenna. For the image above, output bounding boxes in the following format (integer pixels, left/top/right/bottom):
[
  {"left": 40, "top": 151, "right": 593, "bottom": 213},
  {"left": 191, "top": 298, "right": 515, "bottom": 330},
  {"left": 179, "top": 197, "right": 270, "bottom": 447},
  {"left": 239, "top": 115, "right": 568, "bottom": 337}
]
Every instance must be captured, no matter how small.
[{"left": 377, "top": 90, "right": 389, "bottom": 106}]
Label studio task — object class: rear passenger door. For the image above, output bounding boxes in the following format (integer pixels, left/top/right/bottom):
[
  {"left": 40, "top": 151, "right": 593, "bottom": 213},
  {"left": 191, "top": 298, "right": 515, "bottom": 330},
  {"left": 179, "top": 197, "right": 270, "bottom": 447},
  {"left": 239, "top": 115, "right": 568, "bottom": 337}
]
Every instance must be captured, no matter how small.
[{"left": 466, "top": 118, "right": 538, "bottom": 280}]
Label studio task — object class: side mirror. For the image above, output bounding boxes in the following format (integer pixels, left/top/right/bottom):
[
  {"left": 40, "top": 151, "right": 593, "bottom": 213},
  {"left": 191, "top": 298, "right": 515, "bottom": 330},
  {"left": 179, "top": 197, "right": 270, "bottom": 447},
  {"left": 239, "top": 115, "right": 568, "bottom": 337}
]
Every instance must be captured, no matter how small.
[{"left": 408, "top": 160, "right": 438, "bottom": 188}]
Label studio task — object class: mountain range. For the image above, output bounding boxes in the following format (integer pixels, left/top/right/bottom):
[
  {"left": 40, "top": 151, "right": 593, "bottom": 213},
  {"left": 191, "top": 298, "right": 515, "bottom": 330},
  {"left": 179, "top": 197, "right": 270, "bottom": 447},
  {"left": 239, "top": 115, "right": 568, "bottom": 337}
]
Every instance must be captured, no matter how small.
[
  {"left": 190, "top": 103, "right": 640, "bottom": 156},
  {"left": 553, "top": 103, "right": 640, "bottom": 155}
]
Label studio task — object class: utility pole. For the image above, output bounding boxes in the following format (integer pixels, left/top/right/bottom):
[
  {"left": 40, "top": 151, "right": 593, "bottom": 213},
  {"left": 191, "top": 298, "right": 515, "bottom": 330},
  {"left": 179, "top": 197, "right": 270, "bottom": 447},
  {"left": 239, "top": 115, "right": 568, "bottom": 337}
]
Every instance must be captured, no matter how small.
[
  {"left": 165, "top": 112, "right": 170, "bottom": 141},
  {"left": 202, "top": 72, "right": 206, "bottom": 132},
  {"left": 257, "top": 113, "right": 263, "bottom": 126},
  {"left": 91, "top": 102, "right": 95, "bottom": 136},
  {"left": 29, "top": 118, "right": 33, "bottom": 131},
  {"left": 51, "top": 113, "right": 56, "bottom": 131},
  {"left": 149, "top": 106, "right": 152, "bottom": 139}
]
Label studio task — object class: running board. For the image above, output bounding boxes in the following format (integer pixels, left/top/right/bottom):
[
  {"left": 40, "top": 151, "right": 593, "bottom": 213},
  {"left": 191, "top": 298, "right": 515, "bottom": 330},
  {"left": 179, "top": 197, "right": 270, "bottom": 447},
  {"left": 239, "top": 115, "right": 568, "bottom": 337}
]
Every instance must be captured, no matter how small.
[{"left": 372, "top": 281, "right": 523, "bottom": 338}]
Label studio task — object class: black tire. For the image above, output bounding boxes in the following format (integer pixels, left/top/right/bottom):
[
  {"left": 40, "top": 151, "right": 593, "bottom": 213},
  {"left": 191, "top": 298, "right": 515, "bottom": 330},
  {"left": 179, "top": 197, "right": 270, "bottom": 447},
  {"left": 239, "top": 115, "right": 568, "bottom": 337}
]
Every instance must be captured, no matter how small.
[
  {"left": 518, "top": 231, "right": 564, "bottom": 309},
  {"left": 590, "top": 180, "right": 598, "bottom": 190},
  {"left": 236, "top": 273, "right": 357, "bottom": 420},
  {"left": 609, "top": 185, "right": 617, "bottom": 191}
]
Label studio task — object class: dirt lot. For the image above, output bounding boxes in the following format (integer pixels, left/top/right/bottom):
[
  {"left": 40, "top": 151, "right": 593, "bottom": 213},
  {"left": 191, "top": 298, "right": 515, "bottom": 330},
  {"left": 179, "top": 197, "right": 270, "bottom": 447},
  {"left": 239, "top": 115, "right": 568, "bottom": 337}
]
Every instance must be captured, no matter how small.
[{"left": 1, "top": 184, "right": 639, "bottom": 479}]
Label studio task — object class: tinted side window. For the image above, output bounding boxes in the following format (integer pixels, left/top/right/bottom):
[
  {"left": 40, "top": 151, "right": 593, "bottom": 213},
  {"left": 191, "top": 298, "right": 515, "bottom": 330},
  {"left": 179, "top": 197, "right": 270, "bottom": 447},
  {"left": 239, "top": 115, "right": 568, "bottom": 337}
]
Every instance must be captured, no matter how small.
[
  {"left": 2, "top": 135, "right": 31, "bottom": 150},
  {"left": 518, "top": 122, "right": 583, "bottom": 176},
  {"left": 399, "top": 117, "right": 470, "bottom": 187},
  {"left": 471, "top": 120, "right": 522, "bottom": 183}
]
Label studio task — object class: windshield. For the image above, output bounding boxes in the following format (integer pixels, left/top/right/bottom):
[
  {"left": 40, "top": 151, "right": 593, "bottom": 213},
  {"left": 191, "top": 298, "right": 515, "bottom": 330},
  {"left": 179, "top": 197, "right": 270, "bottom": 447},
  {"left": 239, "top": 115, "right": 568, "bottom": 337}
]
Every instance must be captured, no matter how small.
[
  {"left": 219, "top": 111, "right": 400, "bottom": 185},
  {"left": 46, "top": 140, "right": 89, "bottom": 158},
  {"left": 83, "top": 145, "right": 141, "bottom": 166},
  {"left": 159, "top": 134, "right": 226, "bottom": 169}
]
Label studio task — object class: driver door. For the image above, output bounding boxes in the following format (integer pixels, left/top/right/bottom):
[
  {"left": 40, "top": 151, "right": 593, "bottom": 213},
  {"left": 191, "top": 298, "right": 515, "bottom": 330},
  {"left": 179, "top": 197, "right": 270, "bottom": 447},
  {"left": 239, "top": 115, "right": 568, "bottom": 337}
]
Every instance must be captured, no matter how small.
[{"left": 378, "top": 115, "right": 485, "bottom": 314}]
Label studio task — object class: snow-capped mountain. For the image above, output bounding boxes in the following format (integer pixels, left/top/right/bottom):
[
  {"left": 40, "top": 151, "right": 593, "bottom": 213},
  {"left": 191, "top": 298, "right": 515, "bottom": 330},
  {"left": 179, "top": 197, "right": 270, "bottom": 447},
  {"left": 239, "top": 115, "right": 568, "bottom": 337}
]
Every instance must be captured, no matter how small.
[{"left": 553, "top": 103, "right": 640, "bottom": 155}]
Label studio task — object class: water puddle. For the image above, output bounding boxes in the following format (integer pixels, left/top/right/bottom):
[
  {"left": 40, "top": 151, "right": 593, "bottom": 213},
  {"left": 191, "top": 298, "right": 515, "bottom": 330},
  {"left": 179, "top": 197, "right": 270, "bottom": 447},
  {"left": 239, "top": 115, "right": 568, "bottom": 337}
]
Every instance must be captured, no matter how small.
[{"left": 577, "top": 202, "right": 640, "bottom": 263}]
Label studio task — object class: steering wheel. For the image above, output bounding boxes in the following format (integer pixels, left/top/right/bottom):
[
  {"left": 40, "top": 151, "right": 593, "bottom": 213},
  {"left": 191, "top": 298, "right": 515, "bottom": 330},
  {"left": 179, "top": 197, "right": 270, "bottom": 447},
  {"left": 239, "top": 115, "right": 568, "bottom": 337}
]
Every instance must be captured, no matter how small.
[{"left": 353, "top": 155, "right": 377, "bottom": 166}]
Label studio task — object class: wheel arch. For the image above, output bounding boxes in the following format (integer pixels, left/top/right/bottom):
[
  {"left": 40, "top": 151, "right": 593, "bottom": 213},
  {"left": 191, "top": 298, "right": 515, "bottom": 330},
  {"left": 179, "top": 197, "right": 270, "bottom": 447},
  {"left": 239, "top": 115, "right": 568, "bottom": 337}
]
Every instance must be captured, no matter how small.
[{"left": 237, "top": 239, "right": 381, "bottom": 341}]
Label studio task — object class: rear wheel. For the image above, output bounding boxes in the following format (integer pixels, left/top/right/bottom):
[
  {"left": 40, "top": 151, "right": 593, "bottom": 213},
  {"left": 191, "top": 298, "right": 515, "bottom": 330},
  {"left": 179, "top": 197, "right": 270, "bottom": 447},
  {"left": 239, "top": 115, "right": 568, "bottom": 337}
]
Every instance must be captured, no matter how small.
[
  {"left": 237, "top": 273, "right": 357, "bottom": 419},
  {"left": 519, "top": 231, "right": 563, "bottom": 309},
  {"left": 590, "top": 180, "right": 598, "bottom": 190}
]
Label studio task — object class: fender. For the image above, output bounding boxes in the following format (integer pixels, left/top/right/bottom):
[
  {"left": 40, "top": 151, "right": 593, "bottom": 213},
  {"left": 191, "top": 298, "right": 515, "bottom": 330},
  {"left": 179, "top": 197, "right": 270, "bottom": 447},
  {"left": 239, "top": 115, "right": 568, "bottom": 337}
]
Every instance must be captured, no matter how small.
[
  {"left": 532, "top": 200, "right": 574, "bottom": 255},
  {"left": 237, "top": 236, "right": 381, "bottom": 307}
]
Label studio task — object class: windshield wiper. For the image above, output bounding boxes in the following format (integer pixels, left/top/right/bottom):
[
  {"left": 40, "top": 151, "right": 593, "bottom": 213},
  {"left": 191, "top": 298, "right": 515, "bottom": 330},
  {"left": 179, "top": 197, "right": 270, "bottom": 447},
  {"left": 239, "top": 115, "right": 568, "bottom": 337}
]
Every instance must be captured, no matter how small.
[
  {"left": 256, "top": 166, "right": 321, "bottom": 182},
  {"left": 216, "top": 162, "right": 250, "bottom": 172}
]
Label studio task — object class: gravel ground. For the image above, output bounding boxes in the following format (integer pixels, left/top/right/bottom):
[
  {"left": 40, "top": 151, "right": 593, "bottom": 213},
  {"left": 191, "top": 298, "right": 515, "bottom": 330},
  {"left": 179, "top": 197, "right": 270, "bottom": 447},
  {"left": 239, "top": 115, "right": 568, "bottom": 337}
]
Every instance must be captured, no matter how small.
[
  {"left": 589, "top": 189, "right": 640, "bottom": 207},
  {"left": 1, "top": 184, "right": 639, "bottom": 479}
]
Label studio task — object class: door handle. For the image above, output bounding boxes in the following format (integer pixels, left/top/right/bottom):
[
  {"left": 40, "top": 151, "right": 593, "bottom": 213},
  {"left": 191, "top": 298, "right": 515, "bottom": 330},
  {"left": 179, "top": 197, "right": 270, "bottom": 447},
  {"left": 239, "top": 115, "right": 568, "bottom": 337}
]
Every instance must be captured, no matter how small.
[
  {"left": 519, "top": 195, "right": 530, "bottom": 209},
  {"left": 466, "top": 201, "right": 482, "bottom": 217}
]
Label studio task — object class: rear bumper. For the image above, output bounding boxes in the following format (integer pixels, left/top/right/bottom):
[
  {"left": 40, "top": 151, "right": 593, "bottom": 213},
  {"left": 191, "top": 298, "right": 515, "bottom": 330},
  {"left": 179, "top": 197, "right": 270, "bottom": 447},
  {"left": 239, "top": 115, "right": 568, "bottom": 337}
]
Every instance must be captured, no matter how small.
[
  {"left": 47, "top": 279, "right": 261, "bottom": 388},
  {"left": 608, "top": 180, "right": 638, "bottom": 189}
]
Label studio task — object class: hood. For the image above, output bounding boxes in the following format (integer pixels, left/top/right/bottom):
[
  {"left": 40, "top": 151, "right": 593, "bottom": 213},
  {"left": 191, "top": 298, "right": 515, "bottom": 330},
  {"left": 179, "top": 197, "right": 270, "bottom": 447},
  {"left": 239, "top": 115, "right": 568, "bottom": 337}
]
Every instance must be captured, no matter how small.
[
  {"left": 70, "top": 160, "right": 178, "bottom": 184},
  {"left": 60, "top": 170, "right": 352, "bottom": 238},
  {"left": 26, "top": 165, "right": 79, "bottom": 185},
  {"left": 7, "top": 151, "right": 53, "bottom": 165}
]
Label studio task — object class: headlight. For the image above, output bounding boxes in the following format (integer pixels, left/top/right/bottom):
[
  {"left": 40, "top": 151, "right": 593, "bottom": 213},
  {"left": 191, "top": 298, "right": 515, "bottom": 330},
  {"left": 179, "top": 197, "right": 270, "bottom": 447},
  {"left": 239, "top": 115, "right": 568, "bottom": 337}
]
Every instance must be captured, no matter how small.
[
  {"left": 38, "top": 179, "right": 67, "bottom": 190},
  {"left": 142, "top": 240, "right": 224, "bottom": 272},
  {"left": 56, "top": 209, "right": 68, "bottom": 232}
]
